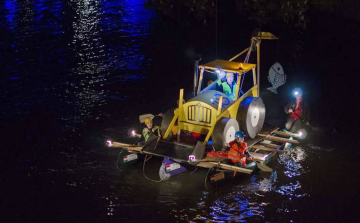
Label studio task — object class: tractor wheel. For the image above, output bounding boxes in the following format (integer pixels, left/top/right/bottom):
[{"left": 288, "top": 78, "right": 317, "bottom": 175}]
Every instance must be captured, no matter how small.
[
  {"left": 237, "top": 97, "right": 265, "bottom": 138},
  {"left": 212, "top": 117, "right": 239, "bottom": 151}
]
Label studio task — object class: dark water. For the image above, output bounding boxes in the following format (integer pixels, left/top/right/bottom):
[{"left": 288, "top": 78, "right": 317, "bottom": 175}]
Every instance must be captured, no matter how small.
[{"left": 1, "top": 0, "right": 360, "bottom": 222}]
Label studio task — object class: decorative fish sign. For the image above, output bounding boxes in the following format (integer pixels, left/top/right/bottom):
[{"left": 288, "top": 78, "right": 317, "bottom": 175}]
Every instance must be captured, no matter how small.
[{"left": 267, "top": 62, "right": 286, "bottom": 94}]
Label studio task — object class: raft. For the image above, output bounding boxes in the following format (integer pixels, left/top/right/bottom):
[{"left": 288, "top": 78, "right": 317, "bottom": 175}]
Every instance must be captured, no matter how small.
[{"left": 108, "top": 127, "right": 299, "bottom": 189}]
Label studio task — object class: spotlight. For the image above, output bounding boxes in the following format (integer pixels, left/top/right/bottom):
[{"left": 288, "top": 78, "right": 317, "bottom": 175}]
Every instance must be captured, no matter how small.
[
  {"left": 296, "top": 129, "right": 307, "bottom": 139},
  {"left": 106, "top": 140, "right": 113, "bottom": 147}
]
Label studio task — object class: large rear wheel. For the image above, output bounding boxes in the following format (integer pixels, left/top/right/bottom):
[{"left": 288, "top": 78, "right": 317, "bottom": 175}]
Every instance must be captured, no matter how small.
[
  {"left": 237, "top": 97, "right": 265, "bottom": 138},
  {"left": 212, "top": 117, "right": 239, "bottom": 151}
]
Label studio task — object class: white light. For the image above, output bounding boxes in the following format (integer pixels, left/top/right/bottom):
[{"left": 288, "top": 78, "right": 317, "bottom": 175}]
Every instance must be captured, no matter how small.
[
  {"left": 189, "top": 155, "right": 196, "bottom": 161},
  {"left": 131, "top": 130, "right": 136, "bottom": 136},
  {"left": 296, "top": 129, "right": 307, "bottom": 139},
  {"left": 294, "top": 91, "right": 298, "bottom": 95},
  {"left": 216, "top": 69, "right": 220, "bottom": 74},
  {"left": 106, "top": 140, "right": 113, "bottom": 147}
]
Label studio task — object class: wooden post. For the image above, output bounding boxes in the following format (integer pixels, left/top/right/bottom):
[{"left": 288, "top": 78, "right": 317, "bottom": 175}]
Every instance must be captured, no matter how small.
[
  {"left": 273, "top": 130, "right": 298, "bottom": 138},
  {"left": 197, "top": 162, "right": 253, "bottom": 174},
  {"left": 257, "top": 134, "right": 299, "bottom": 144},
  {"left": 110, "top": 142, "right": 143, "bottom": 152},
  {"left": 251, "top": 145, "right": 286, "bottom": 154}
]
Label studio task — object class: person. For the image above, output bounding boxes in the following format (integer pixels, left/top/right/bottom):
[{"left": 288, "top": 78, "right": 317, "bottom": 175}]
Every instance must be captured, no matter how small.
[
  {"left": 284, "top": 88, "right": 310, "bottom": 133},
  {"left": 225, "top": 131, "right": 252, "bottom": 167},
  {"left": 220, "top": 72, "right": 237, "bottom": 99},
  {"left": 134, "top": 116, "right": 161, "bottom": 143},
  {"left": 215, "top": 70, "right": 226, "bottom": 91}
]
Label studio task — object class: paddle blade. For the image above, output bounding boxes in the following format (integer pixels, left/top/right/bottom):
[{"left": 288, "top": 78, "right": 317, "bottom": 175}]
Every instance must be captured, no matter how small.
[{"left": 257, "top": 162, "right": 273, "bottom": 172}]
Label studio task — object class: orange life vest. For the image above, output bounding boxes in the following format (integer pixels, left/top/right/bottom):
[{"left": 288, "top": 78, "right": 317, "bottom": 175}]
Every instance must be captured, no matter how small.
[{"left": 228, "top": 141, "right": 248, "bottom": 165}]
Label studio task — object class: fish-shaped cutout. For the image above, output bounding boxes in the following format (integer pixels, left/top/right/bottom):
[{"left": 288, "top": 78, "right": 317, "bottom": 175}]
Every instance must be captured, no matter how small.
[{"left": 267, "top": 62, "right": 286, "bottom": 94}]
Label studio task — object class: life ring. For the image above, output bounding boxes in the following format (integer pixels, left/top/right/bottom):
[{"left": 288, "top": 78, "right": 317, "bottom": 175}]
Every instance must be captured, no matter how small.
[
  {"left": 237, "top": 97, "right": 265, "bottom": 138},
  {"left": 211, "top": 117, "right": 239, "bottom": 151}
]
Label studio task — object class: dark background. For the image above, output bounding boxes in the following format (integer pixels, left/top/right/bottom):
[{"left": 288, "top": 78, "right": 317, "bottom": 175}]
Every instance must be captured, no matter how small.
[{"left": 1, "top": 0, "right": 360, "bottom": 222}]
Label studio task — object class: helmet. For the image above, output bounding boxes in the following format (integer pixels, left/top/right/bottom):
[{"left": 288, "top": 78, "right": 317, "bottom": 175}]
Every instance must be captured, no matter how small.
[
  {"left": 293, "top": 88, "right": 303, "bottom": 97},
  {"left": 144, "top": 117, "right": 152, "bottom": 124},
  {"left": 235, "top": 131, "right": 246, "bottom": 138}
]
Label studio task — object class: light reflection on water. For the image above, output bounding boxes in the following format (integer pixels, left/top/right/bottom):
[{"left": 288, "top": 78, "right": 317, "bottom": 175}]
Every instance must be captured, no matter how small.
[
  {"left": 63, "top": 0, "right": 108, "bottom": 124},
  {"left": 174, "top": 145, "right": 310, "bottom": 222},
  {"left": 2, "top": 0, "right": 350, "bottom": 222},
  {"left": 1, "top": 0, "right": 154, "bottom": 126},
  {"left": 278, "top": 145, "right": 308, "bottom": 178}
]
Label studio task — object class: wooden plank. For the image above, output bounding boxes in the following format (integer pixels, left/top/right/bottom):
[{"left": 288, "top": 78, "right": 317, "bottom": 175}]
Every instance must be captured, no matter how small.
[
  {"left": 251, "top": 145, "right": 286, "bottom": 154},
  {"left": 248, "top": 152, "right": 268, "bottom": 161},
  {"left": 245, "top": 127, "right": 280, "bottom": 148},
  {"left": 110, "top": 142, "right": 143, "bottom": 152},
  {"left": 260, "top": 142, "right": 282, "bottom": 149},
  {"left": 257, "top": 134, "right": 299, "bottom": 144},
  {"left": 273, "top": 130, "right": 298, "bottom": 138},
  {"left": 197, "top": 162, "right": 217, "bottom": 168},
  {"left": 197, "top": 162, "right": 253, "bottom": 174}
]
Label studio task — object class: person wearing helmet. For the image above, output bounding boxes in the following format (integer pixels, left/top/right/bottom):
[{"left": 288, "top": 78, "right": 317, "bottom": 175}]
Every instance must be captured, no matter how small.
[
  {"left": 219, "top": 72, "right": 237, "bottom": 99},
  {"left": 284, "top": 88, "right": 310, "bottom": 132},
  {"left": 134, "top": 115, "right": 162, "bottom": 142},
  {"left": 226, "top": 131, "right": 252, "bottom": 167}
]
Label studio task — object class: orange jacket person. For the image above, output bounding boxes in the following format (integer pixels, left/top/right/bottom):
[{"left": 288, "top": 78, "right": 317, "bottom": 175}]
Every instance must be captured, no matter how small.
[{"left": 227, "top": 131, "right": 251, "bottom": 166}]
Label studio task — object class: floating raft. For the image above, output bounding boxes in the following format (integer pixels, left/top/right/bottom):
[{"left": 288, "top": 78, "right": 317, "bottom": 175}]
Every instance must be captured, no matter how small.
[{"left": 109, "top": 127, "right": 298, "bottom": 172}]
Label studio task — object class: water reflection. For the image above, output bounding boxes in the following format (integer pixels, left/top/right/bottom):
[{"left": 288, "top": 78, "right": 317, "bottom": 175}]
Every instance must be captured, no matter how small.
[
  {"left": 278, "top": 145, "right": 308, "bottom": 178},
  {"left": 4, "top": 0, "right": 18, "bottom": 30},
  {"left": 204, "top": 193, "right": 264, "bottom": 222},
  {"left": 63, "top": 0, "right": 108, "bottom": 124}
]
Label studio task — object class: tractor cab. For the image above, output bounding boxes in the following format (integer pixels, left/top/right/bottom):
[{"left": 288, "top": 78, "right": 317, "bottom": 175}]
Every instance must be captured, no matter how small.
[{"left": 196, "top": 60, "right": 257, "bottom": 101}]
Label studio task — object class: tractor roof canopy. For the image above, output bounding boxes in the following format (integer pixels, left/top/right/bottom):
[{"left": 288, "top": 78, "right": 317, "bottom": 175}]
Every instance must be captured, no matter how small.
[{"left": 199, "top": 60, "right": 256, "bottom": 73}]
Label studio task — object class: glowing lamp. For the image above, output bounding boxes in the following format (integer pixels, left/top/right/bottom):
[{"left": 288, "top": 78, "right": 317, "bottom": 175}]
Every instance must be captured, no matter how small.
[
  {"left": 188, "top": 155, "right": 196, "bottom": 161},
  {"left": 215, "top": 69, "right": 220, "bottom": 74},
  {"left": 292, "top": 88, "right": 303, "bottom": 97},
  {"left": 106, "top": 140, "right": 113, "bottom": 147},
  {"left": 297, "top": 129, "right": 307, "bottom": 139},
  {"left": 131, "top": 130, "right": 136, "bottom": 136}
]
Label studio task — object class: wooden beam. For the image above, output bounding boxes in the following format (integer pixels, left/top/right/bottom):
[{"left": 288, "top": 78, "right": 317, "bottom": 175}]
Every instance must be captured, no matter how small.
[
  {"left": 110, "top": 142, "right": 143, "bottom": 152},
  {"left": 197, "top": 162, "right": 253, "bottom": 174},
  {"left": 260, "top": 142, "right": 282, "bottom": 149},
  {"left": 257, "top": 134, "right": 299, "bottom": 144},
  {"left": 273, "top": 130, "right": 298, "bottom": 138},
  {"left": 250, "top": 145, "right": 286, "bottom": 154}
]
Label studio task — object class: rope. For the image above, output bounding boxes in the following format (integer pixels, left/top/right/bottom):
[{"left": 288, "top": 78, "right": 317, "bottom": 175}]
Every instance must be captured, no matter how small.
[
  {"left": 116, "top": 152, "right": 123, "bottom": 171},
  {"left": 142, "top": 155, "right": 163, "bottom": 183},
  {"left": 142, "top": 136, "right": 163, "bottom": 183},
  {"left": 237, "top": 40, "right": 255, "bottom": 97},
  {"left": 189, "top": 167, "right": 198, "bottom": 174},
  {"left": 244, "top": 40, "right": 254, "bottom": 63}
]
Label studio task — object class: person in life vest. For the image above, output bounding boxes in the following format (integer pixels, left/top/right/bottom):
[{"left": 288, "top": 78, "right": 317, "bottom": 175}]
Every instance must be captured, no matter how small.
[
  {"left": 220, "top": 72, "right": 237, "bottom": 99},
  {"left": 226, "top": 131, "right": 252, "bottom": 167},
  {"left": 134, "top": 116, "right": 161, "bottom": 142},
  {"left": 284, "top": 88, "right": 310, "bottom": 133}
]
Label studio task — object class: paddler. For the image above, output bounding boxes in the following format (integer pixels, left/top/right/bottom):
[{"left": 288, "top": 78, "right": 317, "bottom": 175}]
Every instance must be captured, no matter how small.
[
  {"left": 225, "top": 131, "right": 252, "bottom": 167},
  {"left": 284, "top": 88, "right": 310, "bottom": 133}
]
